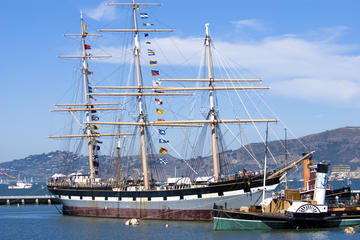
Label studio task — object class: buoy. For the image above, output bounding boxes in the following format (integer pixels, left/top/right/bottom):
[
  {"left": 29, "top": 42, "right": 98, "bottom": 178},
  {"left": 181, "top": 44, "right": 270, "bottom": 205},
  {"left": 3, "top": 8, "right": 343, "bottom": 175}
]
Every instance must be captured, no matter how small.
[
  {"left": 344, "top": 227, "right": 355, "bottom": 234},
  {"left": 165, "top": 224, "right": 169, "bottom": 228},
  {"left": 125, "top": 218, "right": 139, "bottom": 226}
]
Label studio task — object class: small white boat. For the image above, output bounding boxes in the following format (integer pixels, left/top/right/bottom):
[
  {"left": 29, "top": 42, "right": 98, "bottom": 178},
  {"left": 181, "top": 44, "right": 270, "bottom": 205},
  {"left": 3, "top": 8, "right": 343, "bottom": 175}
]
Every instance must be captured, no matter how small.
[
  {"left": 8, "top": 175, "right": 32, "bottom": 189},
  {"left": 8, "top": 181, "right": 32, "bottom": 189}
]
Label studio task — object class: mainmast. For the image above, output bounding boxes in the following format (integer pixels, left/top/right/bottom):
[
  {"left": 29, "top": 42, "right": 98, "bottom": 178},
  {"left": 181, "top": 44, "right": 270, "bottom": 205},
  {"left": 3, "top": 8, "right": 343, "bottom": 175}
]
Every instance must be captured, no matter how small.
[
  {"left": 131, "top": 0, "right": 149, "bottom": 191},
  {"left": 204, "top": 24, "right": 220, "bottom": 182},
  {"left": 99, "top": 1, "right": 173, "bottom": 190}
]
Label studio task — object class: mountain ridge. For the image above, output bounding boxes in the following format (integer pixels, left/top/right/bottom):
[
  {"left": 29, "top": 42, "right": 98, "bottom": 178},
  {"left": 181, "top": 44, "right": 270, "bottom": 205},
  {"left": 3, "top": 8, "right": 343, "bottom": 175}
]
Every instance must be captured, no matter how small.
[{"left": 1, "top": 126, "right": 359, "bottom": 181}]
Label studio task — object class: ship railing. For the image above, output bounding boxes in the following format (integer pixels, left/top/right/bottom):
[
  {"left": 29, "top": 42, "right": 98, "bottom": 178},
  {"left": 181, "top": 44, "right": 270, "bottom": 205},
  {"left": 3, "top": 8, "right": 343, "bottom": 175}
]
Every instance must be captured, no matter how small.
[
  {"left": 327, "top": 199, "right": 360, "bottom": 208},
  {"left": 47, "top": 179, "right": 116, "bottom": 188}
]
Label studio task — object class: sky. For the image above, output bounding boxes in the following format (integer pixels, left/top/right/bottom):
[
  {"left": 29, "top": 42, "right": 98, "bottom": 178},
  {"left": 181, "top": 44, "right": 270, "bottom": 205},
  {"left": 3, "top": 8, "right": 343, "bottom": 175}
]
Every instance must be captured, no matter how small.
[{"left": 1, "top": 0, "right": 360, "bottom": 163}]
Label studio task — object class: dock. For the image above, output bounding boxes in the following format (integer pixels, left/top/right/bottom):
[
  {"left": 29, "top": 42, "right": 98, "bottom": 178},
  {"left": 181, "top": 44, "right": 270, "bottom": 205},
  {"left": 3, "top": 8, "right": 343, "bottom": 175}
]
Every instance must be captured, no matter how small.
[{"left": 0, "top": 195, "right": 60, "bottom": 205}]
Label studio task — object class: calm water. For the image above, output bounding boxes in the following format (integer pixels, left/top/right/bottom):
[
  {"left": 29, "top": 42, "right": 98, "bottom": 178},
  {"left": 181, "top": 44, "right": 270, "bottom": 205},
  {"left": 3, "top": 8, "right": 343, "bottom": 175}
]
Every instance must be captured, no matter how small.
[
  {"left": 0, "top": 205, "right": 359, "bottom": 240},
  {"left": 0, "top": 180, "right": 359, "bottom": 240}
]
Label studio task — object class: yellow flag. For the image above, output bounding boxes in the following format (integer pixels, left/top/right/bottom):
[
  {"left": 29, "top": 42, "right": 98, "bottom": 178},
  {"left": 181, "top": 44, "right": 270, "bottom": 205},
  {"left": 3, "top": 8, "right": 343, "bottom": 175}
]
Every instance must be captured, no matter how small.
[
  {"left": 159, "top": 147, "right": 168, "bottom": 154},
  {"left": 82, "top": 24, "right": 87, "bottom": 30},
  {"left": 156, "top": 108, "right": 164, "bottom": 115},
  {"left": 91, "top": 125, "right": 100, "bottom": 130},
  {"left": 137, "top": 4, "right": 140, "bottom": 10}
]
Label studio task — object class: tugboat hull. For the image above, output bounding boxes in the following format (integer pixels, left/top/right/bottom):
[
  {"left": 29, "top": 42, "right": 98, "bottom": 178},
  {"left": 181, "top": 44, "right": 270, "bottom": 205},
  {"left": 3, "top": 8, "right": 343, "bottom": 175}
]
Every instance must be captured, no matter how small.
[{"left": 213, "top": 208, "right": 360, "bottom": 230}]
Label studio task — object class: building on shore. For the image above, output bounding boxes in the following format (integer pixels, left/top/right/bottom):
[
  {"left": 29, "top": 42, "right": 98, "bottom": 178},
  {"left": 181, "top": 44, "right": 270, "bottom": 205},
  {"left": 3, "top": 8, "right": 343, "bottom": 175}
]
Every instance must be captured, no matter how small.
[
  {"left": 329, "top": 165, "right": 360, "bottom": 180},
  {"left": 329, "top": 165, "right": 350, "bottom": 180}
]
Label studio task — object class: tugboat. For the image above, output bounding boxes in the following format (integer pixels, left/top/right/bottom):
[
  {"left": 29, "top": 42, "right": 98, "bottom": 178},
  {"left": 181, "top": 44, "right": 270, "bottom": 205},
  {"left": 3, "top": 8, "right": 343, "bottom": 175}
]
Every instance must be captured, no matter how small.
[
  {"left": 300, "top": 157, "right": 351, "bottom": 203},
  {"left": 213, "top": 163, "right": 360, "bottom": 230}
]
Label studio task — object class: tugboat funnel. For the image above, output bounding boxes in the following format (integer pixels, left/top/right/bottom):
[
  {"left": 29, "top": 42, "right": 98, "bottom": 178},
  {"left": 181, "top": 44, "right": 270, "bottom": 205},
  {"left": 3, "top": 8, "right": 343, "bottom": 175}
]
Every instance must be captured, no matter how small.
[{"left": 313, "top": 163, "right": 329, "bottom": 205}]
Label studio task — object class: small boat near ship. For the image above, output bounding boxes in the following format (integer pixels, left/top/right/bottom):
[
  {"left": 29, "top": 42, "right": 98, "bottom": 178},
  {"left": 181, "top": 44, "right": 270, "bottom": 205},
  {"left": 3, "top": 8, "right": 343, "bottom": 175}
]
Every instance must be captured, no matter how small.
[
  {"left": 213, "top": 163, "right": 360, "bottom": 230},
  {"left": 47, "top": 1, "right": 314, "bottom": 221}
]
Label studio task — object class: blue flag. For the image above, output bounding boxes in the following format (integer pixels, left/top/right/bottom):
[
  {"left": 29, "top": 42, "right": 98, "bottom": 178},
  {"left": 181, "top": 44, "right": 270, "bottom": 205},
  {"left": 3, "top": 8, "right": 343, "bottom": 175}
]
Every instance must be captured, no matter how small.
[
  {"left": 159, "top": 158, "right": 168, "bottom": 165},
  {"left": 159, "top": 139, "right": 169, "bottom": 143},
  {"left": 159, "top": 129, "right": 166, "bottom": 135}
]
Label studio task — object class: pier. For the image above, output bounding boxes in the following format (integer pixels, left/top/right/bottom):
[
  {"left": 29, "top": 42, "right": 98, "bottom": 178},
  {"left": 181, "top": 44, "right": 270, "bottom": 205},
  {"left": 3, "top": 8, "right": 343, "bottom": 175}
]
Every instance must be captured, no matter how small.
[{"left": 0, "top": 195, "right": 60, "bottom": 205}]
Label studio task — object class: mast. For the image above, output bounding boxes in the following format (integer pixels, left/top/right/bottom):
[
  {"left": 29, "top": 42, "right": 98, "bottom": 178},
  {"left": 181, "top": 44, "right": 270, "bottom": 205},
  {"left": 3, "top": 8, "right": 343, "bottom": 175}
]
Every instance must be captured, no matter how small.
[
  {"left": 262, "top": 122, "right": 269, "bottom": 202},
  {"left": 284, "top": 128, "right": 288, "bottom": 190},
  {"left": 80, "top": 12, "right": 95, "bottom": 181},
  {"left": 205, "top": 23, "right": 220, "bottom": 182},
  {"left": 53, "top": 14, "right": 117, "bottom": 181},
  {"left": 131, "top": 0, "right": 149, "bottom": 190},
  {"left": 116, "top": 134, "right": 121, "bottom": 183},
  {"left": 99, "top": 1, "right": 173, "bottom": 190}
]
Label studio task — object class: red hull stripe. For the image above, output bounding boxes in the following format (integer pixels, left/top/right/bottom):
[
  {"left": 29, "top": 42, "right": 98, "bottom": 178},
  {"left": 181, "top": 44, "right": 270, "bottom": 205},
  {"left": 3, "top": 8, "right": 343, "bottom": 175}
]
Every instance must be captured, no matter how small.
[{"left": 63, "top": 206, "right": 212, "bottom": 221}]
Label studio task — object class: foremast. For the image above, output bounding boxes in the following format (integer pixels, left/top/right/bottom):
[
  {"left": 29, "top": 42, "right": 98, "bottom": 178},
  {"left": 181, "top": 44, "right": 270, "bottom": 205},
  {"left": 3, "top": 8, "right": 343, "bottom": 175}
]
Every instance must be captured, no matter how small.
[
  {"left": 79, "top": 13, "right": 96, "bottom": 180},
  {"left": 50, "top": 14, "right": 134, "bottom": 183}
]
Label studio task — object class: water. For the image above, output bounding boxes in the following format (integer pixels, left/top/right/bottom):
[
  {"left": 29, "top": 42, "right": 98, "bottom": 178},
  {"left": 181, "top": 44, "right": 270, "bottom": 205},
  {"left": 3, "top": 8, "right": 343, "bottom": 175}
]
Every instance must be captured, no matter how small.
[
  {"left": 0, "top": 205, "right": 359, "bottom": 240},
  {"left": 0, "top": 180, "right": 359, "bottom": 239}
]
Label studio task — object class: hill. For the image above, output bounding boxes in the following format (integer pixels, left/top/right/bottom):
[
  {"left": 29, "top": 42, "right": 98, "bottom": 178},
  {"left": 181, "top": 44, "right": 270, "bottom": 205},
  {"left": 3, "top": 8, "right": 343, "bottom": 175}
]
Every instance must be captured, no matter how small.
[{"left": 0, "top": 127, "right": 359, "bottom": 182}]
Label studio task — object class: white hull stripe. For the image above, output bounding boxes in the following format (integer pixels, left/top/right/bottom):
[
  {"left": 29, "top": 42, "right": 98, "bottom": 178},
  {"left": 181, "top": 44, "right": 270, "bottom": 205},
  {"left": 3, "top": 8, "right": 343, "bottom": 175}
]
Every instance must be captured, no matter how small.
[{"left": 59, "top": 184, "right": 278, "bottom": 202}]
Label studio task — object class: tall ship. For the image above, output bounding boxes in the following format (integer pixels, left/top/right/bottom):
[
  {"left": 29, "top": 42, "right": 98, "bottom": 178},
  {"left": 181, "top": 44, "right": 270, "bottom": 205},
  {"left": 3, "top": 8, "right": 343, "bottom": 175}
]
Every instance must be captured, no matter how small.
[{"left": 47, "top": 1, "right": 313, "bottom": 220}]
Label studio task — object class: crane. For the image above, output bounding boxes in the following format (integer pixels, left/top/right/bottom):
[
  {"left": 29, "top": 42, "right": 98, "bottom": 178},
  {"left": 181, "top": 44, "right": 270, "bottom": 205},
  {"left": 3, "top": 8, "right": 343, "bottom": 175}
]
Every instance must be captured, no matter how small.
[{"left": 0, "top": 172, "right": 16, "bottom": 179}]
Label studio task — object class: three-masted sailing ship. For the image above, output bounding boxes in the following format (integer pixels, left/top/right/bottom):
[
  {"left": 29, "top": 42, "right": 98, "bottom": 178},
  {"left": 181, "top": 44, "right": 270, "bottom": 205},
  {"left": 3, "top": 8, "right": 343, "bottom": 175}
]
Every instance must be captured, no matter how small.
[{"left": 47, "top": 1, "right": 313, "bottom": 220}]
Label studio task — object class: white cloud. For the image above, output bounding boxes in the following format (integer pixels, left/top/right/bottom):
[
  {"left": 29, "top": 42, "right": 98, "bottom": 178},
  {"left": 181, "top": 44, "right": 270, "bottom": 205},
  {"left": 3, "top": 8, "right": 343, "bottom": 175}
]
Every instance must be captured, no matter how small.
[
  {"left": 93, "top": 28, "right": 360, "bottom": 104},
  {"left": 232, "top": 19, "right": 262, "bottom": 30},
  {"left": 308, "top": 26, "right": 350, "bottom": 42},
  {"left": 84, "top": 2, "right": 116, "bottom": 21},
  {"left": 272, "top": 78, "right": 360, "bottom": 102}
]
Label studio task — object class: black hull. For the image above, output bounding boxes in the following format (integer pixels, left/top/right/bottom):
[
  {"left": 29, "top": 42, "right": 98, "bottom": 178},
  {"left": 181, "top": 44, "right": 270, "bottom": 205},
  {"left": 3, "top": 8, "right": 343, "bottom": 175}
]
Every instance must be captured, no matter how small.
[{"left": 213, "top": 208, "right": 360, "bottom": 230}]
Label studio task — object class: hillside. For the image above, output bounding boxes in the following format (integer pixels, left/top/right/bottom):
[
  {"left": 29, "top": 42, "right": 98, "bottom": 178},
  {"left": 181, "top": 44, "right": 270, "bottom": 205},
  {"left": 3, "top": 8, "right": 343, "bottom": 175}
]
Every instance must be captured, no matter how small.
[
  {"left": 1, "top": 127, "right": 359, "bottom": 182},
  {"left": 227, "top": 126, "right": 360, "bottom": 170}
]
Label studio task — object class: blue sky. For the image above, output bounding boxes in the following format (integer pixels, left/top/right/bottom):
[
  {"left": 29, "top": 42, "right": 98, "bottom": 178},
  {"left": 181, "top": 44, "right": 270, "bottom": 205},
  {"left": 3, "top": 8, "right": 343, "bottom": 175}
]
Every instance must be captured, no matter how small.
[{"left": 1, "top": 0, "right": 360, "bottom": 163}]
